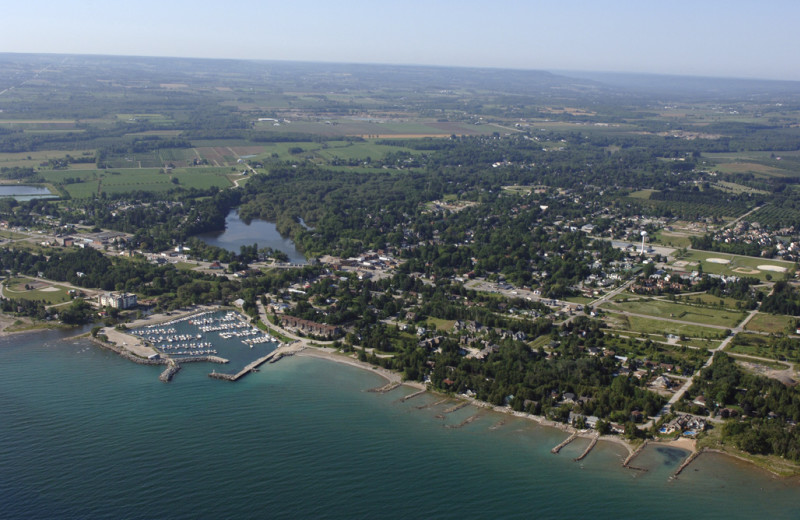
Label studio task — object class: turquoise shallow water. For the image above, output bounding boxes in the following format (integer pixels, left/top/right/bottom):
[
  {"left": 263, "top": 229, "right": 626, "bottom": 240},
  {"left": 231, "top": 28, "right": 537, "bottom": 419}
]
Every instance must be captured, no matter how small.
[{"left": 0, "top": 330, "right": 798, "bottom": 519}]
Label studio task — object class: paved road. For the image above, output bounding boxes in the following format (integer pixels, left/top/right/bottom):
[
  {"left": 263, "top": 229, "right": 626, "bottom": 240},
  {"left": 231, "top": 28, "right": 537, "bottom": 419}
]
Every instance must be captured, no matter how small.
[{"left": 647, "top": 305, "right": 764, "bottom": 428}]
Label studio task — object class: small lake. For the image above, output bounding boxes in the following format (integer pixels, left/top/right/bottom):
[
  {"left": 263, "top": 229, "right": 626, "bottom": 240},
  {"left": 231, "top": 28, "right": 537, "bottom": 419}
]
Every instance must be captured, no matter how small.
[
  {"left": 195, "top": 210, "right": 306, "bottom": 264},
  {"left": 0, "top": 185, "right": 56, "bottom": 200}
]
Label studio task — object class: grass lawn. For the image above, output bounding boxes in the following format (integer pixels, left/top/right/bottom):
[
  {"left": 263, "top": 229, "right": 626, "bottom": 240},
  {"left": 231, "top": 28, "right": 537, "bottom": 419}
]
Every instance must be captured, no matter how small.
[
  {"left": 744, "top": 313, "right": 795, "bottom": 334},
  {"left": 628, "top": 189, "right": 657, "bottom": 199},
  {"left": 426, "top": 317, "right": 456, "bottom": 332},
  {"left": 652, "top": 231, "right": 693, "bottom": 248},
  {"left": 564, "top": 295, "right": 594, "bottom": 304},
  {"left": 601, "top": 298, "right": 746, "bottom": 328},
  {"left": 676, "top": 293, "right": 744, "bottom": 311}
]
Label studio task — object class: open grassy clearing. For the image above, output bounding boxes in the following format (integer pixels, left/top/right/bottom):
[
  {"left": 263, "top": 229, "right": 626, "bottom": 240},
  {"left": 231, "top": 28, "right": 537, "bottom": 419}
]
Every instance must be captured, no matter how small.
[
  {"left": 116, "top": 113, "right": 175, "bottom": 124},
  {"left": 652, "top": 231, "right": 693, "bottom": 248},
  {"left": 564, "top": 295, "right": 594, "bottom": 304},
  {"left": 252, "top": 119, "right": 489, "bottom": 138},
  {"left": 675, "top": 293, "right": 746, "bottom": 310},
  {"left": 425, "top": 317, "right": 456, "bottom": 332},
  {"left": 715, "top": 162, "right": 791, "bottom": 177},
  {"left": 628, "top": 189, "right": 657, "bottom": 199},
  {"left": 0, "top": 230, "right": 32, "bottom": 240},
  {"left": 602, "top": 313, "right": 730, "bottom": 339},
  {"left": 744, "top": 312, "right": 796, "bottom": 334},
  {"left": 727, "top": 333, "right": 800, "bottom": 363},
  {"left": 602, "top": 298, "right": 745, "bottom": 328},
  {"left": 609, "top": 330, "right": 719, "bottom": 351},
  {"left": 714, "top": 181, "right": 770, "bottom": 195},
  {"left": 731, "top": 355, "right": 792, "bottom": 371}
]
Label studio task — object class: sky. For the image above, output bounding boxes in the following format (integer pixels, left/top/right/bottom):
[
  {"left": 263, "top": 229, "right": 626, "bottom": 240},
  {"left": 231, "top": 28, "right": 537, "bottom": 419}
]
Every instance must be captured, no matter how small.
[{"left": 3, "top": 0, "right": 800, "bottom": 81}]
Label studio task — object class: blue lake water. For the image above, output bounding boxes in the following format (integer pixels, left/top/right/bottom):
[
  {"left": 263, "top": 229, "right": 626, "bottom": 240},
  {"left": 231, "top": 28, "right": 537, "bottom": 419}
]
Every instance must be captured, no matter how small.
[
  {"left": 195, "top": 210, "right": 306, "bottom": 264},
  {"left": 1, "top": 330, "right": 799, "bottom": 520}
]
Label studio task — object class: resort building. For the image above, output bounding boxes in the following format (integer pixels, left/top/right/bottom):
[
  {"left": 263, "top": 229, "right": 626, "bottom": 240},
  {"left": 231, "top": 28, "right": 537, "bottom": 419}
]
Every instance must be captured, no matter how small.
[
  {"left": 99, "top": 292, "right": 138, "bottom": 310},
  {"left": 279, "top": 315, "right": 341, "bottom": 339}
]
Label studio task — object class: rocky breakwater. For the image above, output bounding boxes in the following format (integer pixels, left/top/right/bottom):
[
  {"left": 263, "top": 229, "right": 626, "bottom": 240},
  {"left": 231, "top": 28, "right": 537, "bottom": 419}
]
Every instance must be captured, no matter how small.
[{"left": 90, "top": 337, "right": 166, "bottom": 366}]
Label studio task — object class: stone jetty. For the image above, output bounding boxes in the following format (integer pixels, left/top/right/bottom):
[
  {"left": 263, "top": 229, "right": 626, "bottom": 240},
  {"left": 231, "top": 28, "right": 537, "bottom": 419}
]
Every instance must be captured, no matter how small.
[
  {"left": 416, "top": 398, "right": 448, "bottom": 410},
  {"left": 400, "top": 389, "right": 427, "bottom": 402},
  {"left": 672, "top": 448, "right": 705, "bottom": 479},
  {"left": 622, "top": 439, "right": 649, "bottom": 471},
  {"left": 159, "top": 360, "right": 181, "bottom": 383},
  {"left": 551, "top": 432, "right": 579, "bottom": 454},
  {"left": 574, "top": 434, "right": 599, "bottom": 461},
  {"left": 368, "top": 381, "right": 401, "bottom": 393},
  {"left": 445, "top": 413, "right": 482, "bottom": 429}
]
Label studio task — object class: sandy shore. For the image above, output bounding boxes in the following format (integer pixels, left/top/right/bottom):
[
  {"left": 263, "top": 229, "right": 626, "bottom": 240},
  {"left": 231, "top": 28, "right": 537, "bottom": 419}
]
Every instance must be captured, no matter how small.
[{"left": 295, "top": 347, "right": 426, "bottom": 390}]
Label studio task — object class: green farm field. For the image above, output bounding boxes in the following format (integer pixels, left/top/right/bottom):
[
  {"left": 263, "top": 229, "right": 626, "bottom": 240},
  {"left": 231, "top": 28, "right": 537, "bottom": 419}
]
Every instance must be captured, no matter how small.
[{"left": 50, "top": 168, "right": 233, "bottom": 198}]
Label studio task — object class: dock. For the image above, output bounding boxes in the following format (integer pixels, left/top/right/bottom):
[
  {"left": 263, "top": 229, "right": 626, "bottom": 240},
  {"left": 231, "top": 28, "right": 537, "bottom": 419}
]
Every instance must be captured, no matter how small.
[
  {"left": 574, "top": 434, "right": 599, "bottom": 461},
  {"left": 208, "top": 345, "right": 298, "bottom": 381},
  {"left": 551, "top": 432, "right": 579, "bottom": 454}
]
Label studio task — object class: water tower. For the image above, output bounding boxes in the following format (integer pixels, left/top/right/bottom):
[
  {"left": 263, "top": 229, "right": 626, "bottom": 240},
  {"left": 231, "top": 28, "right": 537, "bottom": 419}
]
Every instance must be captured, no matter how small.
[{"left": 640, "top": 230, "right": 648, "bottom": 254}]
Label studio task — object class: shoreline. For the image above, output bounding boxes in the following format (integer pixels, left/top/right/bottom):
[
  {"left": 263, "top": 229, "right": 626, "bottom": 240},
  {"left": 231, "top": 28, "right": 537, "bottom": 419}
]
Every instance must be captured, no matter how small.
[{"left": 78, "top": 313, "right": 799, "bottom": 479}]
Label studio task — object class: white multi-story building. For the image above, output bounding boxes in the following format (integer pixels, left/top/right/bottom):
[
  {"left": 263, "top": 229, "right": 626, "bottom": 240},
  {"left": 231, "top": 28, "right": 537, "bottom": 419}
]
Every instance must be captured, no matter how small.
[{"left": 99, "top": 292, "right": 137, "bottom": 309}]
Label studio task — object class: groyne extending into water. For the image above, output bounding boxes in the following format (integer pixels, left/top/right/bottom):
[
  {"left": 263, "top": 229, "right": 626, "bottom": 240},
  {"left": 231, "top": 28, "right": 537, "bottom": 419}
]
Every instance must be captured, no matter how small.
[
  {"left": 574, "top": 434, "right": 599, "bottom": 461},
  {"left": 672, "top": 448, "right": 706, "bottom": 479},
  {"left": 90, "top": 337, "right": 166, "bottom": 366},
  {"left": 551, "top": 432, "right": 579, "bottom": 454},
  {"left": 622, "top": 440, "right": 649, "bottom": 471}
]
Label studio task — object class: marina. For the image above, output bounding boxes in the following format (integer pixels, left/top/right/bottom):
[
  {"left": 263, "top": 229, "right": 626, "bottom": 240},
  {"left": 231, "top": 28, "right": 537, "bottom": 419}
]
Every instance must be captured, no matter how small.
[{"left": 130, "top": 309, "right": 281, "bottom": 376}]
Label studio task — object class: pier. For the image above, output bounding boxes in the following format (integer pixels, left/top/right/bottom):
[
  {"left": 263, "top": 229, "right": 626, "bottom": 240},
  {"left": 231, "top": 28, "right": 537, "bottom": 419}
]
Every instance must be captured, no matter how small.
[
  {"left": 551, "top": 432, "right": 579, "bottom": 454},
  {"left": 574, "top": 434, "right": 599, "bottom": 461},
  {"left": 208, "top": 344, "right": 301, "bottom": 381},
  {"left": 672, "top": 448, "right": 705, "bottom": 479}
]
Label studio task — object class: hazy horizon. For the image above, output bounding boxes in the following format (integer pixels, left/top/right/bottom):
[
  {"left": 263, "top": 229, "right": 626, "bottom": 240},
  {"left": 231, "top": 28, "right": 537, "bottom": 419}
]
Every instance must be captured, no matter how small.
[{"left": 3, "top": 1, "right": 800, "bottom": 82}]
